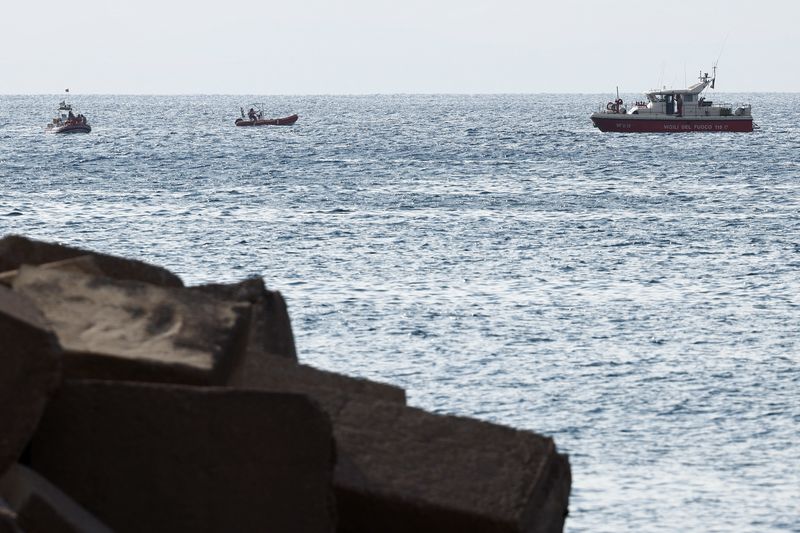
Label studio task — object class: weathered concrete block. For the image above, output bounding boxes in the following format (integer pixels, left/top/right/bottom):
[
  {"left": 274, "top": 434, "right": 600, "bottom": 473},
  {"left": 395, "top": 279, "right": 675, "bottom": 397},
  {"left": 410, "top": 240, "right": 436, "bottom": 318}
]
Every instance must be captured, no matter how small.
[
  {"left": 0, "top": 256, "right": 107, "bottom": 287},
  {"left": 0, "top": 235, "right": 182, "bottom": 287},
  {"left": 192, "top": 277, "right": 297, "bottom": 361},
  {"left": 0, "top": 464, "right": 113, "bottom": 533},
  {"left": 0, "top": 501, "right": 18, "bottom": 533},
  {"left": 12, "top": 266, "right": 249, "bottom": 385},
  {"left": 29, "top": 381, "right": 336, "bottom": 533},
  {"left": 191, "top": 277, "right": 266, "bottom": 302},
  {"left": 334, "top": 400, "right": 570, "bottom": 533},
  {"left": 0, "top": 517, "right": 17, "bottom": 533},
  {"left": 227, "top": 352, "right": 406, "bottom": 412},
  {"left": 0, "top": 287, "right": 61, "bottom": 479},
  {"left": 227, "top": 351, "right": 568, "bottom": 532}
]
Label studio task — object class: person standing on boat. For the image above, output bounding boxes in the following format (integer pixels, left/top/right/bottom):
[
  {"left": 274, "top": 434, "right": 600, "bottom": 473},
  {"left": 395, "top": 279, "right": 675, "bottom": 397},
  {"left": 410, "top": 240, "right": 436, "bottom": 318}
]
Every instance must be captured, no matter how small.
[{"left": 248, "top": 108, "right": 257, "bottom": 121}]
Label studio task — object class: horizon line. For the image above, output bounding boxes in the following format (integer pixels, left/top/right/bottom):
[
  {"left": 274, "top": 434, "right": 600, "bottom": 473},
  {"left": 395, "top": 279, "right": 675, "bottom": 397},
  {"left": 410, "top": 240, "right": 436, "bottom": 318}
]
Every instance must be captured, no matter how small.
[{"left": 2, "top": 91, "right": 797, "bottom": 97}]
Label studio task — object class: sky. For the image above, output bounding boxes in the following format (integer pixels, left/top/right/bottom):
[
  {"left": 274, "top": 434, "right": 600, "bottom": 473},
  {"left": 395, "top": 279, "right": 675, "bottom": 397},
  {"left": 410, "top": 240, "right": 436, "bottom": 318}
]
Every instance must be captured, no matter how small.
[{"left": 1, "top": 0, "right": 797, "bottom": 94}]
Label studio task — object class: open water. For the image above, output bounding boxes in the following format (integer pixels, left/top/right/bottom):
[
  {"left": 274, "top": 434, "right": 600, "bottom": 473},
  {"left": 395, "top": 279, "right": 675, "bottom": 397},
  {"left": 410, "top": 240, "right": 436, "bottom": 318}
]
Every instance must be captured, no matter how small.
[{"left": 1, "top": 94, "right": 798, "bottom": 532}]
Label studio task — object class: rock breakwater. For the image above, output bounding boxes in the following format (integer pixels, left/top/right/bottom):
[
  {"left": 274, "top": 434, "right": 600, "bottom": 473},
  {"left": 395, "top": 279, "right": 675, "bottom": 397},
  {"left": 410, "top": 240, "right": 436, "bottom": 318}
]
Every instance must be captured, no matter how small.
[{"left": 0, "top": 234, "right": 571, "bottom": 532}]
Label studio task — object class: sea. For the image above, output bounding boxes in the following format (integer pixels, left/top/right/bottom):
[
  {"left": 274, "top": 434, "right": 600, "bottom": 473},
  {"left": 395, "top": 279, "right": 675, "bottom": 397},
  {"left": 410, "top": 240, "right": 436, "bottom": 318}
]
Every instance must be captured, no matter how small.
[{"left": 1, "top": 94, "right": 798, "bottom": 532}]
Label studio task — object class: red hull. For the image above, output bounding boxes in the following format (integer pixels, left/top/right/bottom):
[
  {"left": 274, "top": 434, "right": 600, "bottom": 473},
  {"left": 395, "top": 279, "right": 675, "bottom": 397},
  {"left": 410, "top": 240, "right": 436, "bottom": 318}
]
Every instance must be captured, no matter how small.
[
  {"left": 235, "top": 114, "right": 298, "bottom": 127},
  {"left": 591, "top": 116, "right": 752, "bottom": 133},
  {"left": 47, "top": 124, "right": 92, "bottom": 134}
]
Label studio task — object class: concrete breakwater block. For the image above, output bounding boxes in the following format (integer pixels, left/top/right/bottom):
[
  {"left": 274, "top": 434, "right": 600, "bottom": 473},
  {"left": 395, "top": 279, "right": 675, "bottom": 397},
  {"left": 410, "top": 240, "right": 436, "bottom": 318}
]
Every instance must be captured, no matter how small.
[
  {"left": 227, "top": 351, "right": 407, "bottom": 409},
  {"left": 333, "top": 400, "right": 571, "bottom": 533},
  {"left": 0, "top": 509, "right": 17, "bottom": 533},
  {"left": 0, "top": 236, "right": 571, "bottom": 530},
  {"left": 0, "top": 287, "right": 61, "bottom": 479},
  {"left": 0, "top": 464, "right": 113, "bottom": 533},
  {"left": 12, "top": 266, "right": 249, "bottom": 385},
  {"left": 29, "top": 381, "right": 336, "bottom": 533},
  {"left": 0, "top": 256, "right": 106, "bottom": 287},
  {"left": 0, "top": 235, "right": 183, "bottom": 288},
  {"left": 228, "top": 350, "right": 568, "bottom": 532},
  {"left": 192, "top": 277, "right": 298, "bottom": 361}
]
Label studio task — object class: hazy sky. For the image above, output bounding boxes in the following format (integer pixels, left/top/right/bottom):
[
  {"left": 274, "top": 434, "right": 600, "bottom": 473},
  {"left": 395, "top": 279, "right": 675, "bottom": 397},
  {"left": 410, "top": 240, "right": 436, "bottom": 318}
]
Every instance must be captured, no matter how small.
[{"left": 2, "top": 0, "right": 797, "bottom": 94}]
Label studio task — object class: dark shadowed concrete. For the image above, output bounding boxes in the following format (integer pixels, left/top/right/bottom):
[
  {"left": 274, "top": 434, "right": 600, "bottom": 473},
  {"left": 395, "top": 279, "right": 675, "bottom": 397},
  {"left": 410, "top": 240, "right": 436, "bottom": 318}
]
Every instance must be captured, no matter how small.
[
  {"left": 0, "top": 499, "right": 19, "bottom": 533},
  {"left": 0, "top": 287, "right": 61, "bottom": 479},
  {"left": 0, "top": 464, "right": 113, "bottom": 533},
  {"left": 227, "top": 351, "right": 406, "bottom": 410},
  {"left": 192, "top": 277, "right": 298, "bottom": 361},
  {"left": 333, "top": 399, "right": 571, "bottom": 533},
  {"left": 225, "top": 349, "right": 568, "bottom": 532},
  {"left": 30, "top": 381, "right": 336, "bottom": 533}
]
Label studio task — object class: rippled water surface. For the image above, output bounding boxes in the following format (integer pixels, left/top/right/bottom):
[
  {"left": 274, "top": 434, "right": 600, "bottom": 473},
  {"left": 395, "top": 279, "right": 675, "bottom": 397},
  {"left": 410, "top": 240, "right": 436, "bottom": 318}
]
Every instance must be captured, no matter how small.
[{"left": 1, "top": 94, "right": 798, "bottom": 531}]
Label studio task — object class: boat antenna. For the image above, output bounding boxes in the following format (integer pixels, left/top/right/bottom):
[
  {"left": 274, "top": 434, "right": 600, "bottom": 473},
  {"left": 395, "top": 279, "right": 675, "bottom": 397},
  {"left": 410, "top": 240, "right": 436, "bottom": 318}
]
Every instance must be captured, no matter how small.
[
  {"left": 711, "top": 33, "right": 728, "bottom": 90},
  {"left": 714, "top": 33, "right": 728, "bottom": 68}
]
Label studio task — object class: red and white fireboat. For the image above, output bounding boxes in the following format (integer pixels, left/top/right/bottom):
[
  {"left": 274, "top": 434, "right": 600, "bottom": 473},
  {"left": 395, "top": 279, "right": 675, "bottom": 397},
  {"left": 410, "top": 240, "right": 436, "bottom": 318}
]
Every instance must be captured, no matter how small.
[{"left": 591, "top": 68, "right": 752, "bottom": 133}]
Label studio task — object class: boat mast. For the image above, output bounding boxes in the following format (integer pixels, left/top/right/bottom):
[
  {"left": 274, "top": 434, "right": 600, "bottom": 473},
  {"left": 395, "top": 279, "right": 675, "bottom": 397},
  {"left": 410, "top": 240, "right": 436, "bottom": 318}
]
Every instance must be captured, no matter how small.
[{"left": 711, "top": 33, "right": 727, "bottom": 90}]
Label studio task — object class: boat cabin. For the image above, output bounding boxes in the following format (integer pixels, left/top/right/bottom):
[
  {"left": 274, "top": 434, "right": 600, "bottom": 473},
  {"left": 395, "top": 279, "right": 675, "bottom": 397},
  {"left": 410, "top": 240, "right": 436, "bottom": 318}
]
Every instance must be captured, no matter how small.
[
  {"left": 629, "top": 71, "right": 750, "bottom": 118},
  {"left": 50, "top": 101, "right": 86, "bottom": 126}
]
